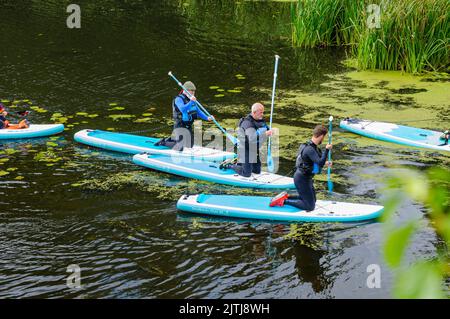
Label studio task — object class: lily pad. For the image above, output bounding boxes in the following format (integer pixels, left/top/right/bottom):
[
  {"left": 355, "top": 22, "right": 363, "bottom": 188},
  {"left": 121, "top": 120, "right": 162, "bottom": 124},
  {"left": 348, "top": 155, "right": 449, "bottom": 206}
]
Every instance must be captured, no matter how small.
[
  {"left": 214, "top": 94, "right": 225, "bottom": 98},
  {"left": 134, "top": 117, "right": 152, "bottom": 123},
  {"left": 108, "top": 107, "right": 125, "bottom": 111},
  {"left": 142, "top": 113, "right": 153, "bottom": 117},
  {"left": 209, "top": 86, "right": 220, "bottom": 89},
  {"left": 30, "top": 106, "right": 47, "bottom": 113},
  {"left": 46, "top": 142, "right": 58, "bottom": 147},
  {"left": 227, "top": 89, "right": 241, "bottom": 93},
  {"left": 108, "top": 114, "right": 135, "bottom": 121},
  {"left": 15, "top": 176, "right": 24, "bottom": 180},
  {"left": 4, "top": 149, "right": 18, "bottom": 155},
  {"left": 0, "top": 170, "right": 10, "bottom": 176}
]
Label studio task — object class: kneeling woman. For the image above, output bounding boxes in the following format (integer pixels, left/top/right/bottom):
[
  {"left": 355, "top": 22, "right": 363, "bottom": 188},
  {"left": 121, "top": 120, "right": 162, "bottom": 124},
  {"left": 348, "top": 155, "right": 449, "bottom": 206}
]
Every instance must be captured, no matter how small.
[{"left": 270, "top": 124, "right": 332, "bottom": 211}]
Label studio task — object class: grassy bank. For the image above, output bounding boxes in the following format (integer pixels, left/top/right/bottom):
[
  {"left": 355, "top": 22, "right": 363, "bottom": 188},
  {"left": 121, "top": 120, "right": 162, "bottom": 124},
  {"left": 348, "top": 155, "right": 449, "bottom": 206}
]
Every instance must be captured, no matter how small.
[{"left": 291, "top": 0, "right": 449, "bottom": 73}]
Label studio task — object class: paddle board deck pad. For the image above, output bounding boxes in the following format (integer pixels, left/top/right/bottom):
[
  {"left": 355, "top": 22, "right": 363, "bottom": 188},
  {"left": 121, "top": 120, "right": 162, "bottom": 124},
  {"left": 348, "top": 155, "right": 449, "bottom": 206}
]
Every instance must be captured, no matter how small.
[
  {"left": 177, "top": 194, "right": 384, "bottom": 222},
  {"left": 74, "top": 129, "right": 236, "bottom": 160},
  {"left": 0, "top": 124, "right": 64, "bottom": 139},
  {"left": 340, "top": 118, "right": 450, "bottom": 152},
  {"left": 133, "top": 153, "right": 295, "bottom": 189}
]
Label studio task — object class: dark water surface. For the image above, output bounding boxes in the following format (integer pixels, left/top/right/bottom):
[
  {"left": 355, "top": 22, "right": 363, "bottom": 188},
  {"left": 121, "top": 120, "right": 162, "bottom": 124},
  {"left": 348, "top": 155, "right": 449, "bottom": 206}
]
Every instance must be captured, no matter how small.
[{"left": 0, "top": 0, "right": 444, "bottom": 298}]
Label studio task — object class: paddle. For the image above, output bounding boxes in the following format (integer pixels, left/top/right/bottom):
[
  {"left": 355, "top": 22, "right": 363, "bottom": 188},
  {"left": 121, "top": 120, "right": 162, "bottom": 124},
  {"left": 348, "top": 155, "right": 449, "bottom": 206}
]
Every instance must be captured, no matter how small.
[
  {"left": 168, "top": 71, "right": 239, "bottom": 146},
  {"left": 267, "top": 55, "right": 280, "bottom": 173},
  {"left": 327, "top": 116, "right": 333, "bottom": 194}
]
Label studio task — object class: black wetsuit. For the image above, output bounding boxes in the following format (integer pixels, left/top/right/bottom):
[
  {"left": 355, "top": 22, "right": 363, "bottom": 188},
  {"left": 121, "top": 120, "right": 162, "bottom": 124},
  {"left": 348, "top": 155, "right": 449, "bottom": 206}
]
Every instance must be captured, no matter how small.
[
  {"left": 0, "top": 115, "right": 6, "bottom": 129},
  {"left": 232, "top": 114, "right": 269, "bottom": 177},
  {"left": 285, "top": 141, "right": 329, "bottom": 211}
]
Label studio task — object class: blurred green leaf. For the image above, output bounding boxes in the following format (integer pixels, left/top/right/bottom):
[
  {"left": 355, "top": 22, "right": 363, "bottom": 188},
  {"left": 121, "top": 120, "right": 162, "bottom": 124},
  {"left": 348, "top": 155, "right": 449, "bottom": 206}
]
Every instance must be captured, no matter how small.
[
  {"left": 384, "top": 222, "right": 416, "bottom": 268},
  {"left": 380, "top": 191, "right": 402, "bottom": 223},
  {"left": 394, "top": 261, "right": 446, "bottom": 299}
]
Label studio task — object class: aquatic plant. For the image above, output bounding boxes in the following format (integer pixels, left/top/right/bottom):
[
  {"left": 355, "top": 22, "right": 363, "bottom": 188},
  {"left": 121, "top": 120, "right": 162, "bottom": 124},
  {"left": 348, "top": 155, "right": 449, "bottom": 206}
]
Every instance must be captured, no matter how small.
[
  {"left": 291, "top": 0, "right": 449, "bottom": 73},
  {"left": 382, "top": 167, "right": 450, "bottom": 298}
]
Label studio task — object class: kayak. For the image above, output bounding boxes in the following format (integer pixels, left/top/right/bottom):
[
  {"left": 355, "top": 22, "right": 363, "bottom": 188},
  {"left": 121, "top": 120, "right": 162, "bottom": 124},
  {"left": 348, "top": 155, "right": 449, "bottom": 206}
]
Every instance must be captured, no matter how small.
[
  {"left": 340, "top": 118, "right": 450, "bottom": 152},
  {"left": 74, "top": 129, "right": 236, "bottom": 161},
  {"left": 0, "top": 124, "right": 64, "bottom": 139},
  {"left": 133, "top": 153, "right": 295, "bottom": 189},
  {"left": 177, "top": 194, "right": 384, "bottom": 222}
]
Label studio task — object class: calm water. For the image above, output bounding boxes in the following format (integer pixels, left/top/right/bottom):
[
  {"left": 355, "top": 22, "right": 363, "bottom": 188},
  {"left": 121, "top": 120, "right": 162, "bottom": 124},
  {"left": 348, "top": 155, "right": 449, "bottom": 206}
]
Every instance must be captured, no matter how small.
[{"left": 0, "top": 0, "right": 446, "bottom": 298}]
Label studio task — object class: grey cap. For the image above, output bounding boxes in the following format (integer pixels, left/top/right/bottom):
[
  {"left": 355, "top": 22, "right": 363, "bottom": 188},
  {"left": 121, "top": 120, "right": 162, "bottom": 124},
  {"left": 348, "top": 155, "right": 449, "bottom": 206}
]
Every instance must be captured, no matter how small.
[{"left": 183, "top": 81, "right": 196, "bottom": 91}]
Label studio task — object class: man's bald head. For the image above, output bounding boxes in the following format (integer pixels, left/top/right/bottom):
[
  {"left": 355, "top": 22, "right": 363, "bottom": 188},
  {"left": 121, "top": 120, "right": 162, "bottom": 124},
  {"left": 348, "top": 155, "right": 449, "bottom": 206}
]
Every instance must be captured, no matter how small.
[{"left": 251, "top": 103, "right": 265, "bottom": 120}]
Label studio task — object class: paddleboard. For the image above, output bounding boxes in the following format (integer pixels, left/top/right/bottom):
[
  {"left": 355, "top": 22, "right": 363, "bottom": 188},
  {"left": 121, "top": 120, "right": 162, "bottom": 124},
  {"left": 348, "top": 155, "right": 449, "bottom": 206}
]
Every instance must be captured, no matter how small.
[
  {"left": 340, "top": 118, "right": 450, "bottom": 152},
  {"left": 74, "top": 129, "right": 235, "bottom": 161},
  {"left": 0, "top": 124, "right": 64, "bottom": 139},
  {"left": 177, "top": 194, "right": 384, "bottom": 222},
  {"left": 133, "top": 153, "right": 295, "bottom": 189}
]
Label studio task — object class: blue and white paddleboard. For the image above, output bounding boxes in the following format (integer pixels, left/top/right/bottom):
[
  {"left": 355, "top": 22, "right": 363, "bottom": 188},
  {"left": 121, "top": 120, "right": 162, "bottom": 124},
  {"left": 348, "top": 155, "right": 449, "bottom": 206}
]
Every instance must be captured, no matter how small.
[
  {"left": 133, "top": 153, "right": 295, "bottom": 189},
  {"left": 177, "top": 194, "right": 384, "bottom": 222},
  {"left": 74, "top": 129, "right": 235, "bottom": 161},
  {"left": 340, "top": 118, "right": 450, "bottom": 152},
  {"left": 0, "top": 124, "right": 64, "bottom": 140}
]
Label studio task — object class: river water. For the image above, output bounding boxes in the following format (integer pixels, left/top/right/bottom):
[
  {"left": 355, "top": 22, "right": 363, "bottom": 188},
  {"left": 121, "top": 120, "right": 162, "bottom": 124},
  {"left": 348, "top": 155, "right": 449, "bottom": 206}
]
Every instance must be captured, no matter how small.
[{"left": 0, "top": 0, "right": 448, "bottom": 298}]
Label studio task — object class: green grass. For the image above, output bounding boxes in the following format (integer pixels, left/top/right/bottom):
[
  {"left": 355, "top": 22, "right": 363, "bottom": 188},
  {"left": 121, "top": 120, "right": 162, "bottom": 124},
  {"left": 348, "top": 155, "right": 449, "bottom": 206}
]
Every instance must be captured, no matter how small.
[{"left": 291, "top": 0, "right": 449, "bottom": 73}]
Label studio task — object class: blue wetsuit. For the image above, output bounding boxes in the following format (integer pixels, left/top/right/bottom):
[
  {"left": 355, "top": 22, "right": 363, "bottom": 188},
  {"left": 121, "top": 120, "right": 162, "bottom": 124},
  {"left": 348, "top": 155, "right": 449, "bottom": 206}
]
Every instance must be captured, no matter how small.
[
  {"left": 285, "top": 141, "right": 329, "bottom": 211},
  {"left": 171, "top": 93, "right": 208, "bottom": 148}
]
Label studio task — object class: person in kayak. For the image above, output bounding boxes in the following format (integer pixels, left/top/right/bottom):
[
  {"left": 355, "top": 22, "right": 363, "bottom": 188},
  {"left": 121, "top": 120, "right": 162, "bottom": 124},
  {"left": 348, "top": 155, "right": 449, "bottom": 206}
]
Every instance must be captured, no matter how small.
[
  {"left": 157, "top": 81, "right": 214, "bottom": 150},
  {"left": 269, "top": 124, "right": 332, "bottom": 211},
  {"left": 225, "top": 103, "right": 273, "bottom": 177},
  {"left": 0, "top": 103, "right": 29, "bottom": 129}
]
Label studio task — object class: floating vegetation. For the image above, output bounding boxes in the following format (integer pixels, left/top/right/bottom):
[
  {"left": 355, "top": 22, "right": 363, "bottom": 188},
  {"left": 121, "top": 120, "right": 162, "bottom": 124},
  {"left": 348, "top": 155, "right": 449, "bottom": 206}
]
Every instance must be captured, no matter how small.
[
  {"left": 109, "top": 103, "right": 118, "bottom": 106},
  {"left": 106, "top": 128, "right": 116, "bottom": 131},
  {"left": 0, "top": 170, "right": 10, "bottom": 177},
  {"left": 214, "top": 94, "right": 225, "bottom": 98},
  {"left": 216, "top": 88, "right": 225, "bottom": 92},
  {"left": 142, "top": 113, "right": 153, "bottom": 117},
  {"left": 227, "top": 89, "right": 242, "bottom": 93},
  {"left": 209, "top": 86, "right": 220, "bottom": 89},
  {"left": 108, "top": 114, "right": 136, "bottom": 121},
  {"left": 15, "top": 176, "right": 24, "bottom": 180},
  {"left": 51, "top": 113, "right": 68, "bottom": 124},
  {"left": 29, "top": 106, "right": 47, "bottom": 113},
  {"left": 134, "top": 118, "right": 153, "bottom": 123},
  {"left": 108, "top": 106, "right": 126, "bottom": 111},
  {"left": 33, "top": 150, "right": 64, "bottom": 163},
  {"left": 46, "top": 142, "right": 59, "bottom": 147},
  {"left": 3, "top": 149, "right": 19, "bottom": 156},
  {"left": 283, "top": 223, "right": 324, "bottom": 250}
]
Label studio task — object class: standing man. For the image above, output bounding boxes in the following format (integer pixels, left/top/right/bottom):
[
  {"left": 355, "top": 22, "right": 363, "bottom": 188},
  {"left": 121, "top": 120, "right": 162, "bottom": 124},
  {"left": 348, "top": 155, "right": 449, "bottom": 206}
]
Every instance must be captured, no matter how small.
[
  {"left": 270, "top": 124, "right": 332, "bottom": 211},
  {"left": 227, "top": 103, "right": 273, "bottom": 177}
]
